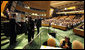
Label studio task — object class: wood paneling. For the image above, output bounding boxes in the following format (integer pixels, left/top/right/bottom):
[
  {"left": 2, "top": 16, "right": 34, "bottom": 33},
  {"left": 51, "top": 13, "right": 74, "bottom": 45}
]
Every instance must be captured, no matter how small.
[
  {"left": 50, "top": 1, "right": 84, "bottom": 9},
  {"left": 73, "top": 28, "right": 84, "bottom": 37},
  {"left": 16, "top": 5, "right": 46, "bottom": 14},
  {"left": 23, "top": 1, "right": 50, "bottom": 10},
  {"left": 51, "top": 25, "right": 67, "bottom": 30},
  {"left": 16, "top": 1, "right": 51, "bottom": 18}
]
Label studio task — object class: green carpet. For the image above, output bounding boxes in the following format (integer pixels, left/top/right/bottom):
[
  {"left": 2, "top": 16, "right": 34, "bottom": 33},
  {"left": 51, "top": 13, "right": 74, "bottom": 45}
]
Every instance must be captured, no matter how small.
[
  {"left": 24, "top": 27, "right": 84, "bottom": 49},
  {"left": 1, "top": 27, "right": 84, "bottom": 49},
  {"left": 1, "top": 34, "right": 26, "bottom": 49},
  {"left": 24, "top": 28, "right": 49, "bottom": 49},
  {"left": 41, "top": 27, "right": 84, "bottom": 48}
]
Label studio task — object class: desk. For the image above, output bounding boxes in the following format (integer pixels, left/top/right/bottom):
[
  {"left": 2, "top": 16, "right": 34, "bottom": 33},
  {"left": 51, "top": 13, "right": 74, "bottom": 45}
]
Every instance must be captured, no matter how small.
[
  {"left": 51, "top": 24, "right": 67, "bottom": 30},
  {"left": 40, "top": 45, "right": 62, "bottom": 49},
  {"left": 42, "top": 24, "right": 49, "bottom": 27}
]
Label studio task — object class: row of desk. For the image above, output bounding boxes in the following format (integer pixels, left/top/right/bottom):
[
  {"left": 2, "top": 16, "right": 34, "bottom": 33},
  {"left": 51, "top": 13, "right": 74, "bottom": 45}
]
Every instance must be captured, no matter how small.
[
  {"left": 42, "top": 24, "right": 67, "bottom": 30},
  {"left": 73, "top": 23, "right": 84, "bottom": 37}
]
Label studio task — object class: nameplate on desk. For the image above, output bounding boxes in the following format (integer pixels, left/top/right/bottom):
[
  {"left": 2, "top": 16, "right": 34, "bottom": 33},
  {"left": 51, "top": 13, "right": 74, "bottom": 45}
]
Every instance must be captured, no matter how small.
[{"left": 40, "top": 45, "right": 62, "bottom": 49}]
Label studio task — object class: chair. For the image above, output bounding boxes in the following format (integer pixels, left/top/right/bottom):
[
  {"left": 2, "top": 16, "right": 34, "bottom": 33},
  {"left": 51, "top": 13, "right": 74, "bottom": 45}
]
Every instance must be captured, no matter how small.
[
  {"left": 72, "top": 40, "right": 84, "bottom": 49},
  {"left": 47, "top": 38, "right": 56, "bottom": 47}
]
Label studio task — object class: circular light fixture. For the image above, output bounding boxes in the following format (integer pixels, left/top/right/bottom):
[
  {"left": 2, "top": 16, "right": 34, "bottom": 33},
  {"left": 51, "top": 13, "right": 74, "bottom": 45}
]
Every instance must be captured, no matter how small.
[{"left": 65, "top": 8, "right": 67, "bottom": 10}]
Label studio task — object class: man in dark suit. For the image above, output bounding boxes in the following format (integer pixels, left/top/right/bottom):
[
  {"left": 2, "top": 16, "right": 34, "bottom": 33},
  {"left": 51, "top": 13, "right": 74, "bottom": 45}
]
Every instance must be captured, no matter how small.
[
  {"left": 61, "top": 37, "right": 72, "bottom": 49},
  {"left": 35, "top": 17, "right": 41, "bottom": 34},
  {"left": 9, "top": 14, "right": 17, "bottom": 45},
  {"left": 9, "top": 14, "right": 21, "bottom": 45},
  {"left": 27, "top": 17, "right": 34, "bottom": 43}
]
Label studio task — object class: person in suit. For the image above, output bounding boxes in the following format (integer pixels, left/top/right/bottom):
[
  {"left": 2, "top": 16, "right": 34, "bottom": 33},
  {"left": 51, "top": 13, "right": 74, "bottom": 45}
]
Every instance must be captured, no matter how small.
[
  {"left": 9, "top": 14, "right": 17, "bottom": 45},
  {"left": 35, "top": 17, "right": 41, "bottom": 34},
  {"left": 21, "top": 17, "right": 27, "bottom": 35},
  {"left": 27, "top": 17, "right": 34, "bottom": 43},
  {"left": 60, "top": 37, "right": 72, "bottom": 49},
  {"left": 9, "top": 14, "right": 21, "bottom": 45}
]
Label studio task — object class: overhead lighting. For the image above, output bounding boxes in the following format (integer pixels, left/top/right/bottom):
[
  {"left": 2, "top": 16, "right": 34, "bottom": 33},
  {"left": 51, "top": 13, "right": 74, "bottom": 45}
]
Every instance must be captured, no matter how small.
[
  {"left": 25, "top": 6, "right": 30, "bottom": 9},
  {"left": 67, "top": 6, "right": 76, "bottom": 10},
  {"left": 32, "top": 13, "right": 35, "bottom": 15},
  {"left": 64, "top": 8, "right": 67, "bottom": 10},
  {"left": 51, "top": 1, "right": 67, "bottom": 5},
  {"left": 16, "top": 13, "right": 18, "bottom": 15},
  {"left": 63, "top": 6, "right": 76, "bottom": 10},
  {"left": 35, "top": 13, "right": 38, "bottom": 16},
  {"left": 43, "top": 14, "right": 46, "bottom": 16}
]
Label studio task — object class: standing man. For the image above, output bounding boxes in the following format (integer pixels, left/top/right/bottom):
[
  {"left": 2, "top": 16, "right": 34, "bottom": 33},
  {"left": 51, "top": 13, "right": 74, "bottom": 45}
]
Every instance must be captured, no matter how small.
[
  {"left": 27, "top": 17, "right": 34, "bottom": 43},
  {"left": 9, "top": 14, "right": 21, "bottom": 45},
  {"left": 21, "top": 17, "right": 27, "bottom": 35},
  {"left": 15, "top": 13, "right": 22, "bottom": 34},
  {"left": 60, "top": 37, "right": 72, "bottom": 49},
  {"left": 35, "top": 17, "right": 42, "bottom": 34},
  {"left": 9, "top": 14, "right": 16, "bottom": 45}
]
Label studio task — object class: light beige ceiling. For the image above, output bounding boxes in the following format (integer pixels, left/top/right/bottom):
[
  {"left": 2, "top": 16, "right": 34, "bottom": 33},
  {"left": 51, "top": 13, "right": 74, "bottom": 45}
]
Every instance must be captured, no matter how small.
[{"left": 50, "top": 1, "right": 84, "bottom": 9}]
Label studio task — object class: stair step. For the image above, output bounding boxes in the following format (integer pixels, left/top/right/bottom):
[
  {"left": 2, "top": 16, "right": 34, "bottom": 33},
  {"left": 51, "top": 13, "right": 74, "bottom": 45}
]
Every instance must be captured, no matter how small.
[
  {"left": 1, "top": 36, "right": 7, "bottom": 40},
  {"left": 1, "top": 21, "right": 9, "bottom": 23},
  {"left": 1, "top": 43, "right": 9, "bottom": 49},
  {"left": 1, "top": 33, "right": 5, "bottom": 35},
  {"left": 1, "top": 35, "right": 5, "bottom": 36},
  {"left": 1, "top": 42, "right": 9, "bottom": 46},
  {"left": 1, "top": 39, "right": 9, "bottom": 45},
  {"left": 1, "top": 38, "right": 8, "bottom": 41}
]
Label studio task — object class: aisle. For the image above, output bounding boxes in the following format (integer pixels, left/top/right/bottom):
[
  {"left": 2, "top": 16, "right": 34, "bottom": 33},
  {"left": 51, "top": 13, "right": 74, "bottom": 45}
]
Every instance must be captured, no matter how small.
[
  {"left": 1, "top": 26, "right": 84, "bottom": 49},
  {"left": 24, "top": 26, "right": 84, "bottom": 49},
  {"left": 24, "top": 28, "right": 49, "bottom": 49},
  {"left": 41, "top": 27, "right": 84, "bottom": 47}
]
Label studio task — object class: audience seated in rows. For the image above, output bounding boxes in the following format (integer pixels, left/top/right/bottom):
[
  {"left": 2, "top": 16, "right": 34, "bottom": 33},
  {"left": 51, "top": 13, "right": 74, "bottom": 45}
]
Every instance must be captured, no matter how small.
[
  {"left": 42, "top": 15, "right": 84, "bottom": 28},
  {"left": 43, "top": 37, "right": 84, "bottom": 49}
]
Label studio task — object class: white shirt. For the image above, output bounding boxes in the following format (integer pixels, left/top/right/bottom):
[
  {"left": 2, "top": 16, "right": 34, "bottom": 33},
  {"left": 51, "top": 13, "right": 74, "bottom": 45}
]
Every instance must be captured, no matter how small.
[{"left": 26, "top": 18, "right": 28, "bottom": 21}]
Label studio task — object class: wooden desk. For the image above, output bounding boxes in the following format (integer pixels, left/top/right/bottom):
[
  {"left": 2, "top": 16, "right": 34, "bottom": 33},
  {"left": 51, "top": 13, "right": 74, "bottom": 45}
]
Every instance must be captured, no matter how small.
[
  {"left": 73, "top": 28, "right": 84, "bottom": 37},
  {"left": 40, "top": 45, "right": 62, "bottom": 49},
  {"left": 73, "top": 23, "right": 84, "bottom": 37},
  {"left": 51, "top": 24, "right": 67, "bottom": 30},
  {"left": 42, "top": 24, "right": 49, "bottom": 27}
]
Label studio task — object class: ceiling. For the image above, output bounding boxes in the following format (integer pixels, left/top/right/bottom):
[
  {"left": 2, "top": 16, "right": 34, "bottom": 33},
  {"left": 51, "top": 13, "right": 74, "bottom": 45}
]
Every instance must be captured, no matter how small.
[
  {"left": 22, "top": 1, "right": 84, "bottom": 10},
  {"left": 50, "top": 1, "right": 84, "bottom": 9}
]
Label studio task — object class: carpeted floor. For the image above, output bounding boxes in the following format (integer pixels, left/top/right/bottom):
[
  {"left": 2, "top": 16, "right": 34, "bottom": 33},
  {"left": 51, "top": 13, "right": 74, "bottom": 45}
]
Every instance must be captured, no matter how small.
[
  {"left": 24, "top": 27, "right": 84, "bottom": 49},
  {"left": 1, "top": 26, "right": 84, "bottom": 49}
]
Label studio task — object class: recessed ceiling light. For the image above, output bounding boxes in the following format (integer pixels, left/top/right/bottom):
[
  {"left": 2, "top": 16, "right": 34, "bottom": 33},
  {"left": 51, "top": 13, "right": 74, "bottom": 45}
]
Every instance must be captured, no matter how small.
[
  {"left": 25, "top": 6, "right": 30, "bottom": 9},
  {"left": 65, "top": 8, "right": 67, "bottom": 10}
]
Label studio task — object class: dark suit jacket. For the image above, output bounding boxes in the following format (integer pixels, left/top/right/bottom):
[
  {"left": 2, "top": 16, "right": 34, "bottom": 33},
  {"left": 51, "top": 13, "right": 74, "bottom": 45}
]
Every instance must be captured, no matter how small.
[
  {"left": 9, "top": 18, "right": 16, "bottom": 36},
  {"left": 28, "top": 20, "right": 34, "bottom": 31},
  {"left": 61, "top": 41, "right": 72, "bottom": 49},
  {"left": 35, "top": 19, "right": 41, "bottom": 27}
]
